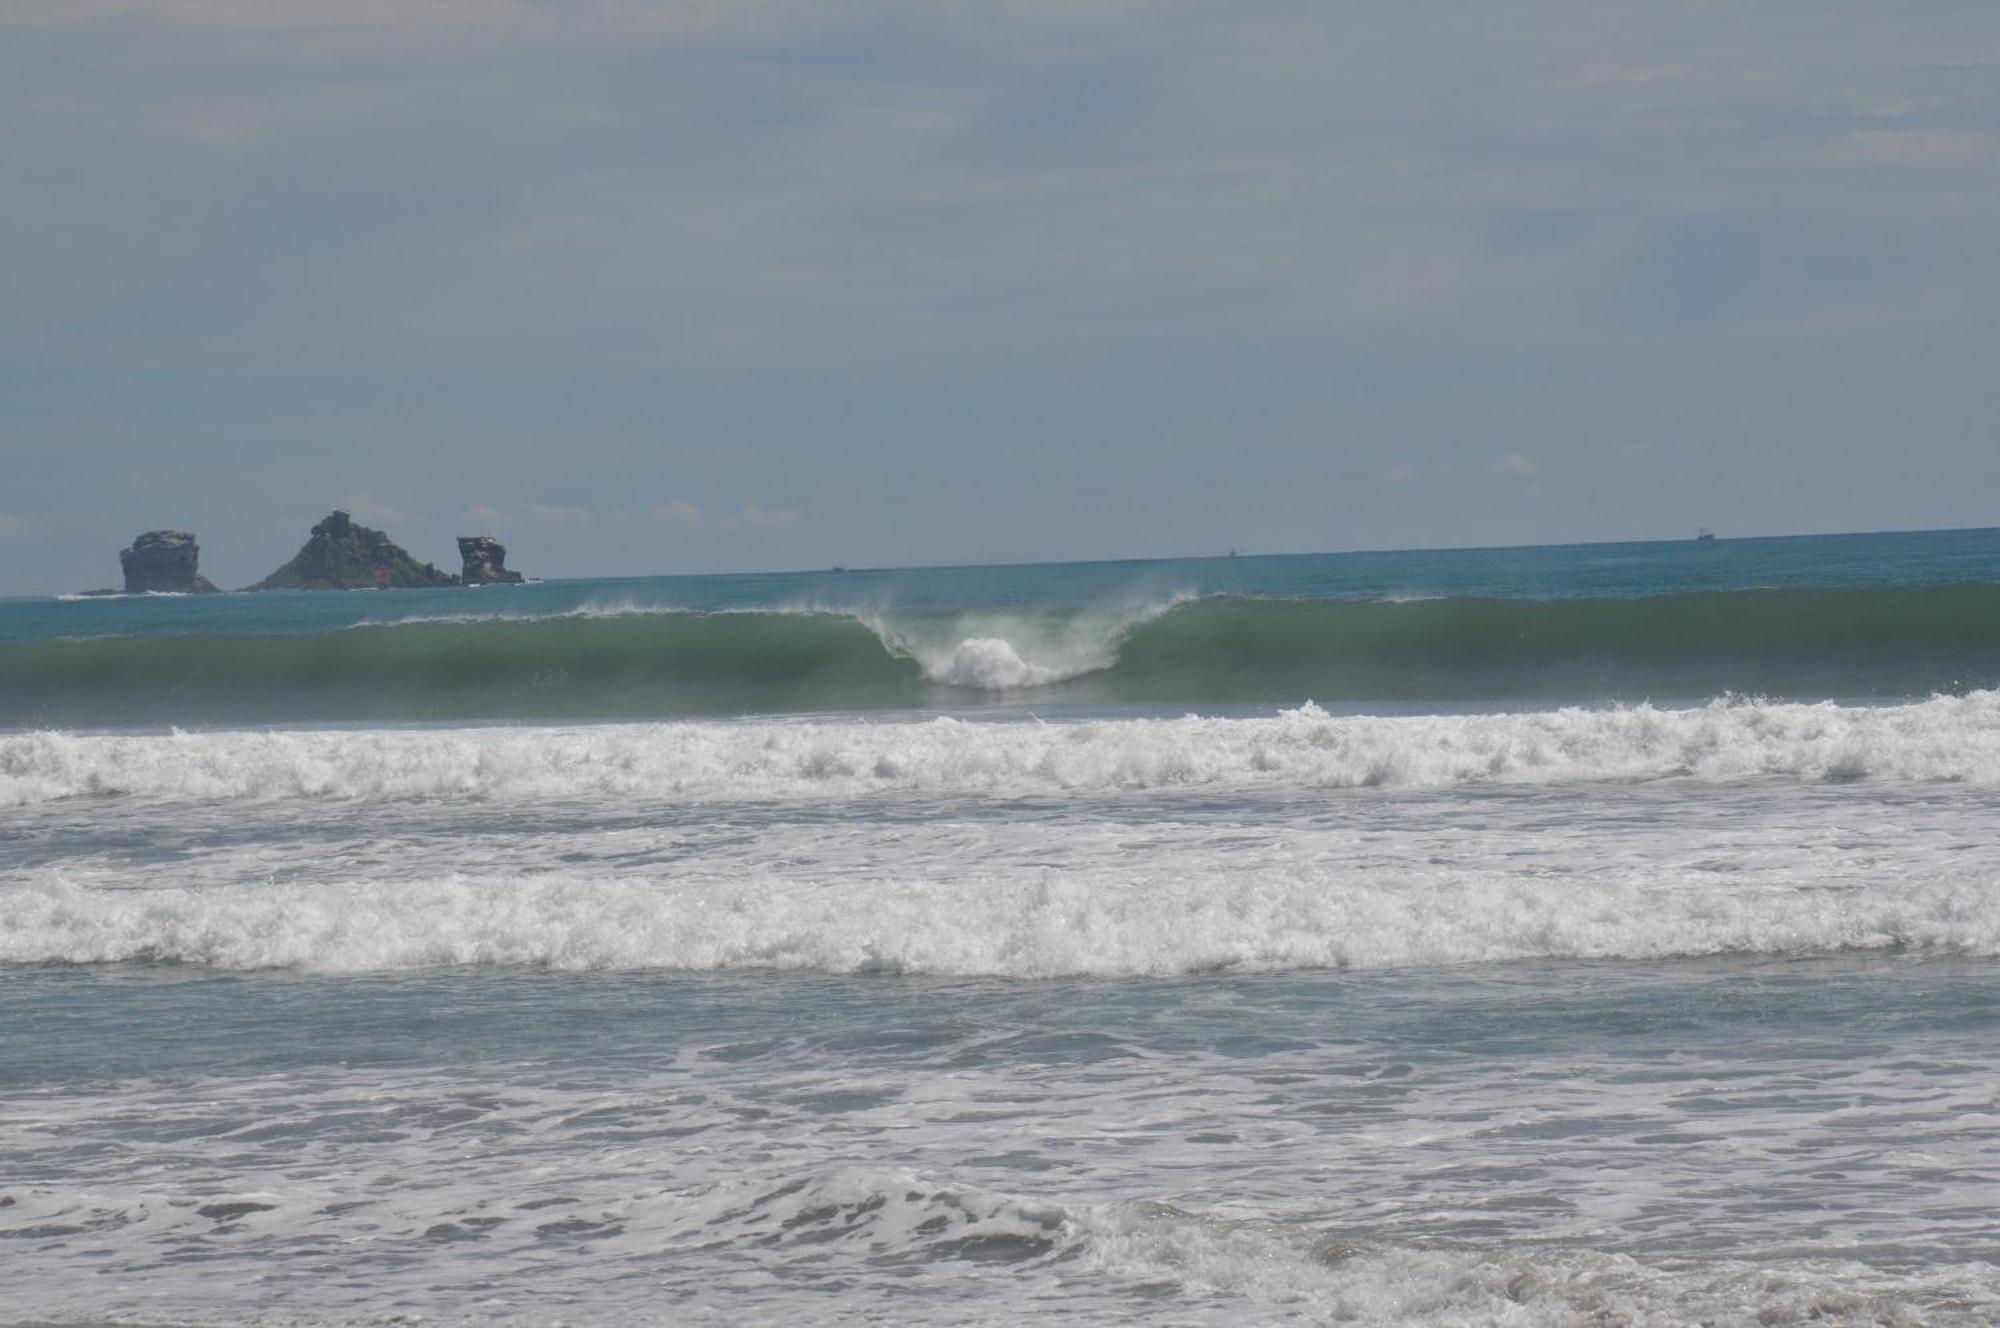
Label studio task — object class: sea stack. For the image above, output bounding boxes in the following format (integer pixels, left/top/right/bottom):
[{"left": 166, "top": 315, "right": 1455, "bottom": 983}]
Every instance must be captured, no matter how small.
[
  {"left": 457, "top": 535, "right": 525, "bottom": 585},
  {"left": 119, "top": 530, "right": 220, "bottom": 594},
  {"left": 248, "top": 510, "right": 458, "bottom": 591}
]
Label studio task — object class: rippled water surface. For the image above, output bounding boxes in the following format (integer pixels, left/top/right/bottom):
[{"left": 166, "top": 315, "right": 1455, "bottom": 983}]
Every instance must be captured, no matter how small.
[{"left": 6, "top": 956, "right": 1998, "bottom": 1326}]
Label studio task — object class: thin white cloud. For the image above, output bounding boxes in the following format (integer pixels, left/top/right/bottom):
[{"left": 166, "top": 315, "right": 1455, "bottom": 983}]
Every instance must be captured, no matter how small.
[
  {"left": 5, "top": 1, "right": 535, "bottom": 32},
  {"left": 341, "top": 493, "right": 418, "bottom": 527},
  {"left": 1619, "top": 440, "right": 1710, "bottom": 460},
  {"left": 614, "top": 499, "right": 802, "bottom": 535},
  {"left": 1814, "top": 129, "right": 2000, "bottom": 170},
  {"left": 458, "top": 504, "right": 513, "bottom": 533},
  {"left": 457, "top": 503, "right": 598, "bottom": 534},
  {"left": 1372, "top": 463, "right": 1452, "bottom": 483},
  {"left": 529, "top": 504, "right": 595, "bottom": 532},
  {"left": 648, "top": 498, "right": 706, "bottom": 531},
  {"left": 1488, "top": 452, "right": 1539, "bottom": 478},
  {"left": 5, "top": 0, "right": 1164, "bottom": 36},
  {"left": 0, "top": 513, "right": 44, "bottom": 542},
  {"left": 1723, "top": 278, "right": 1979, "bottom": 340},
  {"left": 733, "top": 504, "right": 801, "bottom": 530},
  {"left": 1562, "top": 64, "right": 1698, "bottom": 90}
]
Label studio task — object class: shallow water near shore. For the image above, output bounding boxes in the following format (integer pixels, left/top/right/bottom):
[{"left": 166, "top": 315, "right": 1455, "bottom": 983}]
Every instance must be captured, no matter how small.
[
  {"left": 3, "top": 530, "right": 1999, "bottom": 1324},
  {"left": 5, "top": 955, "right": 1998, "bottom": 1325}
]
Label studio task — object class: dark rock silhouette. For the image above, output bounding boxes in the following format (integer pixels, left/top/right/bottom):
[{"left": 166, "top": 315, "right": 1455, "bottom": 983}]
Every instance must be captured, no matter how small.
[
  {"left": 120, "top": 531, "right": 220, "bottom": 594},
  {"left": 248, "top": 511, "right": 458, "bottom": 591},
  {"left": 457, "top": 535, "right": 524, "bottom": 585}
]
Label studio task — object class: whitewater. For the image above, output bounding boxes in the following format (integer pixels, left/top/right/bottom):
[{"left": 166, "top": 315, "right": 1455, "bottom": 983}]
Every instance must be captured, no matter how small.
[
  {"left": 8, "top": 693, "right": 2000, "bottom": 808},
  {"left": 4, "top": 529, "right": 2000, "bottom": 1326}
]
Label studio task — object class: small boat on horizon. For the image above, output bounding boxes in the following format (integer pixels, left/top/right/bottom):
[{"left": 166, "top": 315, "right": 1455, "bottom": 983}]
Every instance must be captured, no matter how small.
[{"left": 1696, "top": 528, "right": 1716, "bottom": 542}]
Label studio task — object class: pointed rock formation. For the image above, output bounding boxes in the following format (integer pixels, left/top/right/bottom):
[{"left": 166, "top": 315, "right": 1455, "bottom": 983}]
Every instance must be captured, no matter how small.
[
  {"left": 457, "top": 535, "right": 524, "bottom": 585},
  {"left": 120, "top": 531, "right": 220, "bottom": 594},
  {"left": 248, "top": 511, "right": 458, "bottom": 591}
]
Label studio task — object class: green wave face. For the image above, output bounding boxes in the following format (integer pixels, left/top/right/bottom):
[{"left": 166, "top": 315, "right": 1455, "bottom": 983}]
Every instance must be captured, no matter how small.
[
  {"left": 1101, "top": 585, "right": 2000, "bottom": 703},
  {"left": 0, "top": 613, "right": 925, "bottom": 727},
  {"left": 4, "top": 586, "right": 1999, "bottom": 726}
]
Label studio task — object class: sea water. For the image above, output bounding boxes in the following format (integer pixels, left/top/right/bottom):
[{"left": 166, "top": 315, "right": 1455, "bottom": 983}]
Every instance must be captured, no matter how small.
[{"left": 3, "top": 530, "right": 1998, "bottom": 1325}]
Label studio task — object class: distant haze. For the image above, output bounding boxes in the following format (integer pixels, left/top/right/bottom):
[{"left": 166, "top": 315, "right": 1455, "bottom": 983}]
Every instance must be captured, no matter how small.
[{"left": 3, "top": 2, "right": 1998, "bottom": 595}]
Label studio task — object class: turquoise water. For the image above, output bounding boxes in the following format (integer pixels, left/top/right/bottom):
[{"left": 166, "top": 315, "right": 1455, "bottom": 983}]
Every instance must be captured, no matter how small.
[{"left": 3, "top": 529, "right": 1999, "bottom": 1325}]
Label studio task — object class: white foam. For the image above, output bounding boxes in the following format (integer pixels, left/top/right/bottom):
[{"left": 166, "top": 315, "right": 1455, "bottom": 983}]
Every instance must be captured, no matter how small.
[
  {"left": 6, "top": 693, "right": 2000, "bottom": 808},
  {"left": 1074, "top": 1199, "right": 1998, "bottom": 1325},
  {"left": 6, "top": 858, "right": 1995, "bottom": 974},
  {"left": 859, "top": 594, "right": 1193, "bottom": 689},
  {"left": 576, "top": 1167, "right": 2000, "bottom": 1323},
  {"left": 349, "top": 598, "right": 710, "bottom": 628},
  {"left": 936, "top": 636, "right": 1061, "bottom": 688},
  {"left": 53, "top": 590, "right": 190, "bottom": 602},
  {"left": 5, "top": 1148, "right": 1994, "bottom": 1325}
]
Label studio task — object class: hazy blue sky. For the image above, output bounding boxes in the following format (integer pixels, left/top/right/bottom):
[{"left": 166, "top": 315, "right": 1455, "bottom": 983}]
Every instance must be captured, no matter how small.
[{"left": 4, "top": 1, "right": 1998, "bottom": 593}]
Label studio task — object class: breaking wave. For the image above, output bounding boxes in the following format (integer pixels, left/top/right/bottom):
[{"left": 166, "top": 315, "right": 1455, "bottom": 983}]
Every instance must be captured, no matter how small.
[
  {"left": 4, "top": 693, "right": 2000, "bottom": 808},
  {"left": 5, "top": 860, "right": 1998, "bottom": 974},
  {"left": 4, "top": 584, "right": 2000, "bottom": 724}
]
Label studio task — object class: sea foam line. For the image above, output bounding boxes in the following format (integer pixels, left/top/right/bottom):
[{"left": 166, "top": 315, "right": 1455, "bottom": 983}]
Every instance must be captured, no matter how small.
[
  {"left": 5, "top": 694, "right": 2000, "bottom": 808},
  {"left": 5, "top": 864, "right": 1997, "bottom": 974}
]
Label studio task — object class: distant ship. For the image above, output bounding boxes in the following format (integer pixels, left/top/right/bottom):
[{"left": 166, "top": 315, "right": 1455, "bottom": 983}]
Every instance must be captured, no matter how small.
[{"left": 1696, "top": 528, "right": 1716, "bottom": 542}]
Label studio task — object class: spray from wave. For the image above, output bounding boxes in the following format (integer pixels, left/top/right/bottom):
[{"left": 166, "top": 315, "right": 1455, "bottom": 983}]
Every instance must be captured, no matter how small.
[{"left": 854, "top": 594, "right": 1194, "bottom": 689}]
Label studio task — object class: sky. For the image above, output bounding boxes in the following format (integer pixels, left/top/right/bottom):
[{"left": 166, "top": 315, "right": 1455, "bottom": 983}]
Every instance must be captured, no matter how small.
[{"left": 3, "top": 1, "right": 1998, "bottom": 594}]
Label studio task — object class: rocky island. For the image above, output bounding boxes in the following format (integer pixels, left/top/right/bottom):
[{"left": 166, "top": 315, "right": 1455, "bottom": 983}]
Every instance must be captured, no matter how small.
[
  {"left": 77, "top": 512, "right": 534, "bottom": 594},
  {"left": 248, "top": 510, "right": 459, "bottom": 591},
  {"left": 119, "top": 530, "right": 221, "bottom": 594},
  {"left": 458, "top": 535, "right": 525, "bottom": 585}
]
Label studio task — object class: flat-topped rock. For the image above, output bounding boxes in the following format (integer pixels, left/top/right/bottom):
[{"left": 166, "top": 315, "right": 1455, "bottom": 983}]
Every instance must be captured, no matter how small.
[
  {"left": 120, "top": 530, "right": 220, "bottom": 594},
  {"left": 458, "top": 535, "right": 524, "bottom": 585},
  {"left": 248, "top": 510, "right": 458, "bottom": 591}
]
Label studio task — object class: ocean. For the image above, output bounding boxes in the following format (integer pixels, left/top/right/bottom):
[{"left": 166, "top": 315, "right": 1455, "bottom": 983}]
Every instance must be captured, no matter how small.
[{"left": 3, "top": 528, "right": 1998, "bottom": 1326}]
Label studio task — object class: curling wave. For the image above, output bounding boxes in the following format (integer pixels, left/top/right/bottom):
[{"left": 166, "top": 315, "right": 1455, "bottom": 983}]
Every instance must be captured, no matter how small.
[{"left": 3, "top": 584, "right": 2000, "bottom": 724}]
